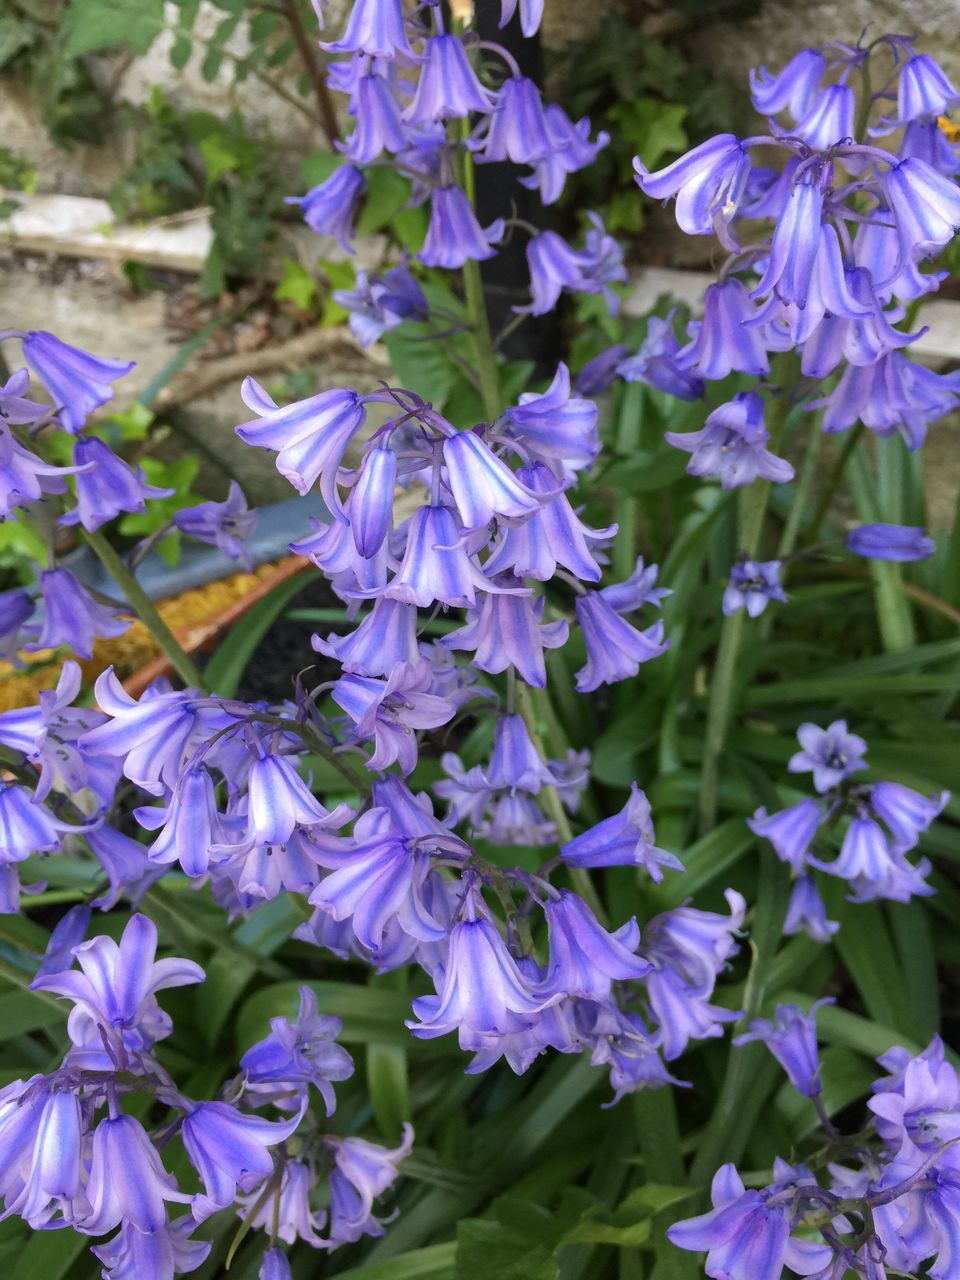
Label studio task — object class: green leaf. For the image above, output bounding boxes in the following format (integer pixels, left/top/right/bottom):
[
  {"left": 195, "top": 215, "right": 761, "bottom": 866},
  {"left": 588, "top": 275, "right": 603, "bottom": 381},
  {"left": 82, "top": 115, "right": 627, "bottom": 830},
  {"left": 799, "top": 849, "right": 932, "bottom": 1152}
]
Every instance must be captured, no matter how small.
[
  {"left": 383, "top": 327, "right": 456, "bottom": 410},
  {"left": 10, "top": 1227, "right": 87, "bottom": 1280},
  {"left": 62, "top": 0, "right": 166, "bottom": 54},
  {"left": 332, "top": 1244, "right": 456, "bottom": 1280},
  {"left": 274, "top": 256, "right": 317, "bottom": 311},
  {"left": 456, "top": 1199, "right": 563, "bottom": 1280},
  {"left": 204, "top": 571, "right": 314, "bottom": 698},
  {"left": 300, "top": 150, "right": 343, "bottom": 187},
  {"left": 357, "top": 167, "right": 412, "bottom": 236},
  {"left": 0, "top": 989, "right": 64, "bottom": 1039},
  {"left": 610, "top": 97, "right": 687, "bottom": 169},
  {"left": 367, "top": 1040, "right": 411, "bottom": 1141}
]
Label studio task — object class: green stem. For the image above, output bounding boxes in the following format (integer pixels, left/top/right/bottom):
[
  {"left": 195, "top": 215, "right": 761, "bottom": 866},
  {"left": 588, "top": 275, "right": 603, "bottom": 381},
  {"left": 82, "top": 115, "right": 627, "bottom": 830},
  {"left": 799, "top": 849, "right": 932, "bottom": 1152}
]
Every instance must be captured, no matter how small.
[
  {"left": 808, "top": 423, "right": 864, "bottom": 541},
  {"left": 458, "top": 145, "right": 501, "bottom": 422},
  {"left": 84, "top": 528, "right": 205, "bottom": 690},
  {"left": 698, "top": 378, "right": 793, "bottom": 835},
  {"left": 776, "top": 418, "right": 822, "bottom": 560},
  {"left": 688, "top": 849, "right": 791, "bottom": 1184},
  {"left": 613, "top": 384, "right": 646, "bottom": 579},
  {"left": 515, "top": 681, "right": 608, "bottom": 923}
]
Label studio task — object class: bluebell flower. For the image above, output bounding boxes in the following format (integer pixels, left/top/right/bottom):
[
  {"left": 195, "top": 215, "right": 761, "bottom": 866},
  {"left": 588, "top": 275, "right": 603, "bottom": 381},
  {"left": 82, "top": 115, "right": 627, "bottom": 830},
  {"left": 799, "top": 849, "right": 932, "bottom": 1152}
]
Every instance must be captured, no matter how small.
[
  {"left": 665, "top": 391, "right": 795, "bottom": 489},
  {"left": 750, "top": 49, "right": 826, "bottom": 118},
  {"left": 0, "top": 589, "right": 31, "bottom": 664},
  {"left": 92, "top": 1216, "right": 211, "bottom": 1280},
  {"left": 260, "top": 1247, "right": 292, "bottom": 1280},
  {"left": 81, "top": 1113, "right": 190, "bottom": 1235},
  {"left": 667, "top": 1163, "right": 832, "bottom": 1280},
  {"left": 286, "top": 165, "right": 366, "bottom": 253},
  {"left": 788, "top": 719, "right": 868, "bottom": 792},
  {"left": 385, "top": 504, "right": 496, "bottom": 607},
  {"left": 442, "top": 430, "right": 541, "bottom": 529},
  {"left": 812, "top": 350, "right": 960, "bottom": 450},
  {"left": 245, "top": 751, "right": 334, "bottom": 846},
  {"left": 241, "top": 987, "right": 354, "bottom": 1115},
  {"left": 420, "top": 185, "right": 503, "bottom": 268},
  {"left": 561, "top": 783, "right": 683, "bottom": 882},
  {"left": 21, "top": 330, "right": 134, "bottom": 434},
  {"left": 644, "top": 890, "right": 745, "bottom": 995},
  {"left": 644, "top": 963, "right": 741, "bottom": 1060},
  {"left": 485, "top": 714, "right": 553, "bottom": 793},
  {"left": 325, "top": 1124, "right": 413, "bottom": 1244},
  {"left": 0, "top": 367, "right": 50, "bottom": 424},
  {"left": 0, "top": 1084, "right": 83, "bottom": 1227},
  {"left": 521, "top": 230, "right": 596, "bottom": 316},
  {"left": 847, "top": 522, "right": 936, "bottom": 561},
  {"left": 236, "top": 1160, "right": 326, "bottom": 1246},
  {"left": 617, "top": 313, "right": 705, "bottom": 400},
  {"left": 0, "top": 659, "right": 111, "bottom": 806},
  {"left": 332, "top": 660, "right": 457, "bottom": 773},
  {"left": 434, "top": 754, "right": 494, "bottom": 828},
  {"left": 749, "top": 798, "right": 824, "bottom": 869},
  {"left": 321, "top": 0, "right": 413, "bottom": 60},
  {"left": 404, "top": 34, "right": 494, "bottom": 123},
  {"left": 501, "top": 363, "right": 600, "bottom": 476},
  {"left": 0, "top": 782, "right": 79, "bottom": 866},
  {"left": 345, "top": 73, "right": 407, "bottom": 164},
  {"left": 498, "top": 0, "right": 543, "bottom": 37},
  {"left": 783, "top": 873, "right": 839, "bottom": 943},
  {"left": 870, "top": 780, "right": 948, "bottom": 852},
  {"left": 815, "top": 814, "right": 934, "bottom": 903},
  {"left": 883, "top": 157, "right": 960, "bottom": 262},
  {"left": 678, "top": 280, "right": 769, "bottom": 380},
  {"left": 467, "top": 959, "right": 581, "bottom": 1075},
  {"left": 174, "top": 481, "right": 258, "bottom": 566},
  {"left": 136, "top": 766, "right": 221, "bottom": 877},
  {"left": 236, "top": 377, "right": 366, "bottom": 511},
  {"left": 723, "top": 558, "right": 787, "bottom": 617},
  {"left": 0, "top": 423, "right": 87, "bottom": 520},
  {"left": 540, "top": 890, "right": 651, "bottom": 1001},
  {"left": 600, "top": 556, "right": 669, "bottom": 613},
  {"left": 574, "top": 591, "right": 668, "bottom": 692},
  {"left": 292, "top": 513, "right": 388, "bottom": 597},
  {"left": 897, "top": 54, "right": 960, "bottom": 123},
  {"left": 899, "top": 117, "right": 960, "bottom": 174},
  {"left": 441, "top": 587, "right": 569, "bottom": 688},
  {"left": 581, "top": 212, "right": 627, "bottom": 313},
  {"left": 333, "top": 263, "right": 428, "bottom": 347},
  {"left": 32, "top": 914, "right": 204, "bottom": 1053},
  {"left": 792, "top": 83, "right": 855, "bottom": 149},
  {"left": 521, "top": 105, "right": 609, "bottom": 205},
  {"left": 349, "top": 444, "right": 396, "bottom": 557},
  {"left": 60, "top": 436, "right": 172, "bottom": 533},
  {"left": 480, "top": 790, "right": 555, "bottom": 846},
  {"left": 735, "top": 999, "right": 834, "bottom": 1097},
  {"left": 314, "top": 597, "right": 419, "bottom": 677},
  {"left": 752, "top": 174, "right": 824, "bottom": 308},
  {"left": 483, "top": 462, "right": 612, "bottom": 583},
  {"left": 309, "top": 832, "right": 449, "bottom": 955},
  {"left": 22, "top": 567, "right": 128, "bottom": 661},
  {"left": 408, "top": 886, "right": 553, "bottom": 1049},
  {"left": 633, "top": 134, "right": 751, "bottom": 236},
  {"left": 80, "top": 668, "right": 229, "bottom": 796},
  {"left": 574, "top": 344, "right": 629, "bottom": 396},
  {"left": 182, "top": 1099, "right": 305, "bottom": 1220},
  {"left": 86, "top": 824, "right": 163, "bottom": 910},
  {"left": 478, "top": 76, "right": 552, "bottom": 165}
]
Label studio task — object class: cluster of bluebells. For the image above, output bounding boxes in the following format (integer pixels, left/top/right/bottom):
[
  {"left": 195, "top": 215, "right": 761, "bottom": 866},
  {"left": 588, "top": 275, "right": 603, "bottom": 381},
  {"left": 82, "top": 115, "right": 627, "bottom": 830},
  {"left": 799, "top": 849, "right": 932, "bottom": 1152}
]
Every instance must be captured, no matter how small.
[
  {"left": 288, "top": 0, "right": 624, "bottom": 328},
  {"left": 0, "top": 329, "right": 258, "bottom": 664},
  {"left": 607, "top": 35, "right": 960, "bottom": 590},
  {"left": 750, "top": 719, "right": 948, "bottom": 933},
  {"left": 0, "top": 11, "right": 957, "bottom": 1278},
  {"left": 0, "top": 912, "right": 408, "bottom": 1280},
  {"left": 671, "top": 1000, "right": 960, "bottom": 1280}
]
